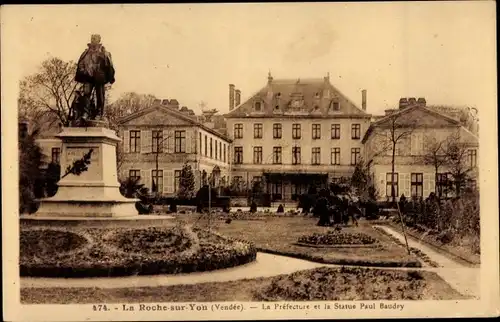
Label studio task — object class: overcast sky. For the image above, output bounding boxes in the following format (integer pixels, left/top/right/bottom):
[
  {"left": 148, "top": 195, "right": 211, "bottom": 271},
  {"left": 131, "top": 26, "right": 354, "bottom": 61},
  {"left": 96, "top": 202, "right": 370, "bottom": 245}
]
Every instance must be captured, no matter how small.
[{"left": 2, "top": 2, "right": 496, "bottom": 116}]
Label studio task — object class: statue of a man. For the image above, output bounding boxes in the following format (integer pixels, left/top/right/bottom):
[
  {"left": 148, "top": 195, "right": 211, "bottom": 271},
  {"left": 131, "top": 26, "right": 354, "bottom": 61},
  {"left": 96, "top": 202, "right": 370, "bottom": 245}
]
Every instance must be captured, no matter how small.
[{"left": 75, "top": 34, "right": 115, "bottom": 120}]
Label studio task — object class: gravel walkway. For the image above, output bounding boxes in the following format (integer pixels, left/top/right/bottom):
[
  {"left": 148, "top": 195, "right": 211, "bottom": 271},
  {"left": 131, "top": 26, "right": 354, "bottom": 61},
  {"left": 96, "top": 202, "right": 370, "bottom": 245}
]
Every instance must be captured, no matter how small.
[
  {"left": 21, "top": 252, "right": 329, "bottom": 289},
  {"left": 374, "top": 225, "right": 480, "bottom": 299}
]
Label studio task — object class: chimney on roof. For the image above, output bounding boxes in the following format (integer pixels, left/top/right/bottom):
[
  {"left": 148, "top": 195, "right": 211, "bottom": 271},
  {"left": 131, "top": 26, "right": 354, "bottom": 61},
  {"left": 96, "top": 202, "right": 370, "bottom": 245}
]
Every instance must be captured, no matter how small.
[
  {"left": 408, "top": 97, "right": 417, "bottom": 106},
  {"left": 235, "top": 89, "right": 241, "bottom": 107},
  {"left": 324, "top": 72, "right": 330, "bottom": 83},
  {"left": 417, "top": 97, "right": 426, "bottom": 107},
  {"left": 399, "top": 98, "right": 408, "bottom": 109},
  {"left": 361, "top": 89, "right": 367, "bottom": 111},
  {"left": 162, "top": 99, "right": 170, "bottom": 105},
  {"left": 229, "top": 84, "right": 235, "bottom": 111},
  {"left": 385, "top": 109, "right": 397, "bottom": 116},
  {"left": 267, "top": 71, "right": 273, "bottom": 84},
  {"left": 170, "top": 99, "right": 179, "bottom": 108}
]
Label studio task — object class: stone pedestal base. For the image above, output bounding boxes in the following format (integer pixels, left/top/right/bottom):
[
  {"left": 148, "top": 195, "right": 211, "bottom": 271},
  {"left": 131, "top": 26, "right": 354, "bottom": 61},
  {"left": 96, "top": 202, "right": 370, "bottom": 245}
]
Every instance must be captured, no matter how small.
[{"left": 36, "top": 127, "right": 139, "bottom": 218}]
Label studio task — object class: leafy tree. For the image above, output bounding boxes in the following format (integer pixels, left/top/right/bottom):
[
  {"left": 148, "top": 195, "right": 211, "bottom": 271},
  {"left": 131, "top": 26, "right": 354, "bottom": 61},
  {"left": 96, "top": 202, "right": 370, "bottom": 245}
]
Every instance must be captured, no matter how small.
[
  {"left": 177, "top": 163, "right": 196, "bottom": 199},
  {"left": 19, "top": 128, "right": 45, "bottom": 214}
]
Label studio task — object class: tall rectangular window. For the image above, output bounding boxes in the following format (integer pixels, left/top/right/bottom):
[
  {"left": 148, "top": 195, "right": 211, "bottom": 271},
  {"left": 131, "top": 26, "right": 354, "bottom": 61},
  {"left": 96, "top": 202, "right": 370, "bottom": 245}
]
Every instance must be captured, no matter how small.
[
  {"left": 129, "top": 130, "right": 141, "bottom": 153},
  {"left": 437, "top": 173, "right": 452, "bottom": 198},
  {"left": 214, "top": 140, "right": 218, "bottom": 160},
  {"left": 311, "top": 147, "right": 321, "bottom": 165},
  {"left": 210, "top": 138, "right": 213, "bottom": 158},
  {"left": 292, "top": 147, "right": 301, "bottom": 165},
  {"left": 152, "top": 169, "right": 163, "bottom": 193},
  {"left": 51, "top": 147, "right": 61, "bottom": 164},
  {"left": 331, "top": 148, "right": 340, "bottom": 165},
  {"left": 331, "top": 124, "right": 340, "bottom": 139},
  {"left": 219, "top": 141, "right": 222, "bottom": 160},
  {"left": 292, "top": 123, "right": 301, "bottom": 139},
  {"left": 254, "top": 123, "right": 263, "bottom": 139},
  {"left": 129, "top": 169, "right": 141, "bottom": 181},
  {"left": 468, "top": 149, "right": 477, "bottom": 168},
  {"left": 174, "top": 170, "right": 181, "bottom": 192},
  {"left": 234, "top": 146, "right": 243, "bottom": 164},
  {"left": 152, "top": 130, "right": 163, "bottom": 153},
  {"left": 199, "top": 133, "right": 202, "bottom": 155},
  {"left": 223, "top": 144, "right": 226, "bottom": 162},
  {"left": 253, "top": 146, "right": 263, "bottom": 164},
  {"left": 273, "top": 146, "right": 282, "bottom": 164},
  {"left": 312, "top": 124, "right": 321, "bottom": 140},
  {"left": 174, "top": 130, "right": 186, "bottom": 153},
  {"left": 351, "top": 148, "right": 360, "bottom": 165},
  {"left": 411, "top": 173, "right": 423, "bottom": 198},
  {"left": 351, "top": 124, "right": 361, "bottom": 139},
  {"left": 234, "top": 123, "right": 243, "bottom": 139},
  {"left": 204, "top": 135, "right": 207, "bottom": 156},
  {"left": 386, "top": 173, "right": 399, "bottom": 197},
  {"left": 273, "top": 123, "right": 282, "bottom": 139}
]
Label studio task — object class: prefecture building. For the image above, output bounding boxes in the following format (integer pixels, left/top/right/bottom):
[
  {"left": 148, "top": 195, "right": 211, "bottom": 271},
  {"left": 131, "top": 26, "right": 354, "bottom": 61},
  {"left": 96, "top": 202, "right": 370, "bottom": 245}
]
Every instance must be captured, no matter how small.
[
  {"left": 116, "top": 99, "right": 232, "bottom": 195},
  {"left": 224, "top": 73, "right": 372, "bottom": 205},
  {"left": 362, "top": 98, "right": 479, "bottom": 201}
]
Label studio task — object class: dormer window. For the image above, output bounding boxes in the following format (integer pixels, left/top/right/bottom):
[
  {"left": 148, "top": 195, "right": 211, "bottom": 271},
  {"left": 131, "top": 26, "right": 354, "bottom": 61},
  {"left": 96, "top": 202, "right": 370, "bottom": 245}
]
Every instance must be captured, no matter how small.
[
  {"left": 254, "top": 101, "right": 262, "bottom": 111},
  {"left": 314, "top": 105, "right": 319, "bottom": 110},
  {"left": 274, "top": 105, "right": 280, "bottom": 110},
  {"left": 276, "top": 92, "right": 281, "bottom": 98},
  {"left": 315, "top": 92, "right": 320, "bottom": 99},
  {"left": 330, "top": 100, "right": 340, "bottom": 111}
]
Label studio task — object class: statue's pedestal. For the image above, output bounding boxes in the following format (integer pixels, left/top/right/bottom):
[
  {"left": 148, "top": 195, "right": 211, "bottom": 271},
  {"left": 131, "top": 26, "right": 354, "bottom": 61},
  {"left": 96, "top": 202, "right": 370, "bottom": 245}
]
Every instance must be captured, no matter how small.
[{"left": 36, "top": 127, "right": 138, "bottom": 218}]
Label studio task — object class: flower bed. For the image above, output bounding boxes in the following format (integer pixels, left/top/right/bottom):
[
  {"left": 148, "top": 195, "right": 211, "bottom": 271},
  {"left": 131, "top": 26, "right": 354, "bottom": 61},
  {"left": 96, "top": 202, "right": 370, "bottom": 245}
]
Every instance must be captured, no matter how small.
[
  {"left": 298, "top": 231, "right": 377, "bottom": 246},
  {"left": 20, "top": 225, "right": 256, "bottom": 278},
  {"left": 255, "top": 266, "right": 431, "bottom": 301}
]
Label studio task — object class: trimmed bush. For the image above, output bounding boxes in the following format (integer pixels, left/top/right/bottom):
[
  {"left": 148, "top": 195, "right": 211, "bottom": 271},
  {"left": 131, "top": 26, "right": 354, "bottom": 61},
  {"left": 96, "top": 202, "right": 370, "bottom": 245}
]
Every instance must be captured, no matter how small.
[{"left": 298, "top": 231, "right": 377, "bottom": 246}]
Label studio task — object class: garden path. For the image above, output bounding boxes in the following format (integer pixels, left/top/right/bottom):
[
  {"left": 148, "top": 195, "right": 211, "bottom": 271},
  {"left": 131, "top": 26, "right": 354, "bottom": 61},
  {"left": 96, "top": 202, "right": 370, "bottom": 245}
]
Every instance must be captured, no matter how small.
[
  {"left": 22, "top": 226, "right": 480, "bottom": 299},
  {"left": 21, "top": 252, "right": 330, "bottom": 289},
  {"left": 374, "top": 225, "right": 480, "bottom": 299}
]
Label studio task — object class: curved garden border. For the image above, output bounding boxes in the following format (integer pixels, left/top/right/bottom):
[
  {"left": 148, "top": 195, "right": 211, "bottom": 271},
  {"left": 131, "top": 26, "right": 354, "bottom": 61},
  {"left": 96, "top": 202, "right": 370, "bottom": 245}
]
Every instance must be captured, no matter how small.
[
  {"left": 20, "top": 225, "right": 257, "bottom": 278},
  {"left": 293, "top": 242, "right": 383, "bottom": 249}
]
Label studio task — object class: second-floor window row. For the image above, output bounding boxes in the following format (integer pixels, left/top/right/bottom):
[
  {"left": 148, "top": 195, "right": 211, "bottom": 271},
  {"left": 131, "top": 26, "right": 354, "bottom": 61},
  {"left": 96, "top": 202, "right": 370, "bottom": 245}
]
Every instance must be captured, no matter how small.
[{"left": 234, "top": 123, "right": 361, "bottom": 140}]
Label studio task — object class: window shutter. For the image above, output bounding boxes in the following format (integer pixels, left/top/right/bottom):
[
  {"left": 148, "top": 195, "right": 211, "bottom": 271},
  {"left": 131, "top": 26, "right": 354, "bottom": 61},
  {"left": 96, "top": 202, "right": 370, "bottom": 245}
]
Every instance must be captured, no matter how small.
[
  {"left": 378, "top": 173, "right": 386, "bottom": 199},
  {"left": 140, "top": 169, "right": 151, "bottom": 191},
  {"left": 403, "top": 173, "right": 410, "bottom": 197},
  {"left": 163, "top": 129, "right": 169, "bottom": 153},
  {"left": 123, "top": 130, "right": 130, "bottom": 153},
  {"left": 165, "top": 170, "right": 173, "bottom": 193},
  {"left": 192, "top": 131, "right": 197, "bottom": 154},
  {"left": 167, "top": 130, "right": 174, "bottom": 154},
  {"left": 141, "top": 130, "right": 148, "bottom": 154},
  {"left": 423, "top": 173, "right": 431, "bottom": 198},
  {"left": 429, "top": 174, "right": 436, "bottom": 194},
  {"left": 186, "top": 130, "right": 192, "bottom": 154},
  {"left": 410, "top": 134, "right": 417, "bottom": 155}
]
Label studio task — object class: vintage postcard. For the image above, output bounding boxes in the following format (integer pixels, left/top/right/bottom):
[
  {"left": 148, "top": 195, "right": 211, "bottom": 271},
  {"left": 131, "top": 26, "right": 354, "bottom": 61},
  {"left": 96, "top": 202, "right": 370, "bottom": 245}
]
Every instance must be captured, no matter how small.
[{"left": 2, "top": 2, "right": 499, "bottom": 321}]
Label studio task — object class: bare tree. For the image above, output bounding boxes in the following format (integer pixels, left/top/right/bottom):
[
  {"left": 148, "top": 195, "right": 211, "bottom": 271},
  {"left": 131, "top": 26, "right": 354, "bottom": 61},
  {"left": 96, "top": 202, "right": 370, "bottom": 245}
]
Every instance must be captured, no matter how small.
[
  {"left": 443, "top": 131, "right": 475, "bottom": 197},
  {"left": 106, "top": 92, "right": 157, "bottom": 130},
  {"left": 19, "top": 58, "right": 78, "bottom": 127},
  {"left": 373, "top": 113, "right": 417, "bottom": 204},
  {"left": 422, "top": 134, "right": 448, "bottom": 198}
]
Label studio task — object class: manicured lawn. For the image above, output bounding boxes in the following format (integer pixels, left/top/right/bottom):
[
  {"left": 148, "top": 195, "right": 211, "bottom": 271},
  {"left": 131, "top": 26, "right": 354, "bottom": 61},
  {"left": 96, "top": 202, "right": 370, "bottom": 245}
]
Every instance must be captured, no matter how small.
[
  {"left": 21, "top": 267, "right": 467, "bottom": 303},
  {"left": 179, "top": 214, "right": 422, "bottom": 267}
]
